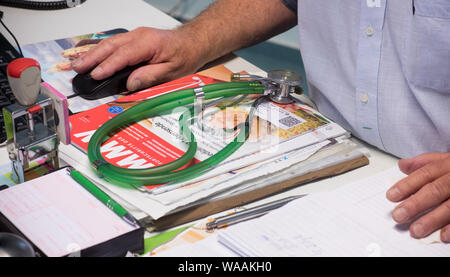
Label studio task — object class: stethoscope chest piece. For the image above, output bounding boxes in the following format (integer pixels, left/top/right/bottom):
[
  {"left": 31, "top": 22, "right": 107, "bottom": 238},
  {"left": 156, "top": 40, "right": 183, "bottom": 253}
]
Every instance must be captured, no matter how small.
[{"left": 265, "top": 69, "right": 303, "bottom": 105}]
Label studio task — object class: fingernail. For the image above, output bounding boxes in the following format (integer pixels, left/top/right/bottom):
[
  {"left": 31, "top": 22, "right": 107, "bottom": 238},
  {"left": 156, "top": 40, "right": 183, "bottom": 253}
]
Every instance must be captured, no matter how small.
[
  {"left": 411, "top": 223, "right": 425, "bottom": 237},
  {"left": 72, "top": 57, "right": 83, "bottom": 69},
  {"left": 91, "top": 66, "right": 104, "bottom": 78},
  {"left": 128, "top": 79, "right": 141, "bottom": 91},
  {"left": 441, "top": 228, "right": 450, "bottom": 242},
  {"left": 387, "top": 187, "right": 401, "bottom": 200},
  {"left": 392, "top": 207, "right": 408, "bottom": 222}
]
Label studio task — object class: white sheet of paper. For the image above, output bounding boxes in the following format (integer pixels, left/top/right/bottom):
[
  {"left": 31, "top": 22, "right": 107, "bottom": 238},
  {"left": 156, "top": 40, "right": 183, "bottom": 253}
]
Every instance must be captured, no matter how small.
[
  {"left": 218, "top": 167, "right": 450, "bottom": 257},
  {"left": 0, "top": 170, "right": 137, "bottom": 257}
]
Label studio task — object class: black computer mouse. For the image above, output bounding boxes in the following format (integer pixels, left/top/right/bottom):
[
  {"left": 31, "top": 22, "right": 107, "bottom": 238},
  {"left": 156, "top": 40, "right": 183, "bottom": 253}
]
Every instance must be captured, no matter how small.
[{"left": 72, "top": 62, "right": 146, "bottom": 100}]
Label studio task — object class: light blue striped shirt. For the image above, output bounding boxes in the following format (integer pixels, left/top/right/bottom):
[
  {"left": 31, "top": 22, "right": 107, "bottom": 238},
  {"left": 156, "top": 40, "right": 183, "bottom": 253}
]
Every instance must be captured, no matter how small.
[{"left": 284, "top": 0, "right": 450, "bottom": 158}]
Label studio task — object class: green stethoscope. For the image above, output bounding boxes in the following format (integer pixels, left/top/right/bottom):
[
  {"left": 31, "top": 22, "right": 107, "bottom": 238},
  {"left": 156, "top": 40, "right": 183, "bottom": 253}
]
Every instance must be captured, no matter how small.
[{"left": 87, "top": 70, "right": 303, "bottom": 187}]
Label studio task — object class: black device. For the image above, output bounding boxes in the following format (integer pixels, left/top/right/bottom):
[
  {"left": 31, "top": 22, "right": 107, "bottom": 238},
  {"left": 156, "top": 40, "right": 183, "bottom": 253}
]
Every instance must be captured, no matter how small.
[
  {"left": 0, "top": 31, "right": 22, "bottom": 144},
  {"left": 0, "top": 0, "right": 86, "bottom": 10},
  {"left": 72, "top": 63, "right": 146, "bottom": 100}
]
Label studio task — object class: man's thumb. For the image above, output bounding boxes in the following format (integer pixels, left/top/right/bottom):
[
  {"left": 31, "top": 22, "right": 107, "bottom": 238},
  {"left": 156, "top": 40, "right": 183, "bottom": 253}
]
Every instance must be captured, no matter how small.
[{"left": 126, "top": 63, "right": 176, "bottom": 92}]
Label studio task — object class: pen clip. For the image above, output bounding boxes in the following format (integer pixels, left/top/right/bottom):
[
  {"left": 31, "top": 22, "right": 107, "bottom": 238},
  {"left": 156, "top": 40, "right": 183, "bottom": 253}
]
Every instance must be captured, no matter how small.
[{"left": 66, "top": 166, "right": 75, "bottom": 174}]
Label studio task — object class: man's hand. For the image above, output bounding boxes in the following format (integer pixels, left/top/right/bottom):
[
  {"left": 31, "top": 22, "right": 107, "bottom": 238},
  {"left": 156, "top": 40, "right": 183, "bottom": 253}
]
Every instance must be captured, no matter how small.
[
  {"left": 386, "top": 153, "right": 450, "bottom": 242},
  {"left": 71, "top": 0, "right": 297, "bottom": 91},
  {"left": 71, "top": 27, "right": 205, "bottom": 91}
]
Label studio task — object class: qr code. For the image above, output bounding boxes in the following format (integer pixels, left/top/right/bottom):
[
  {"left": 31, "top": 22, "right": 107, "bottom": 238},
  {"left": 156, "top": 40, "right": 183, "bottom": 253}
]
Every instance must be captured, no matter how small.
[{"left": 279, "top": 116, "right": 303, "bottom": 128}]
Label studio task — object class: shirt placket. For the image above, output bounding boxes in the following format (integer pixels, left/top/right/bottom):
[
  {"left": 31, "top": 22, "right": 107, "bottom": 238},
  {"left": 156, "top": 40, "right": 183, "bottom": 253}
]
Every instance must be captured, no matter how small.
[{"left": 355, "top": 0, "right": 387, "bottom": 149}]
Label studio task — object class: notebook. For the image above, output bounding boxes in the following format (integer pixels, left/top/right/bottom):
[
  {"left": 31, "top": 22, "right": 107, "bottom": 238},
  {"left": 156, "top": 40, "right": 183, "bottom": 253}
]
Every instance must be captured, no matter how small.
[{"left": 0, "top": 169, "right": 144, "bottom": 257}]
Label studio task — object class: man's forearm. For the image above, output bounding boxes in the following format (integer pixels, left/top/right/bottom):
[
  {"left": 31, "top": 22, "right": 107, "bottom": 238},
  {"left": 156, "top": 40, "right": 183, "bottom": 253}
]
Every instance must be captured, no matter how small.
[
  {"left": 71, "top": 0, "right": 297, "bottom": 90},
  {"left": 176, "top": 0, "right": 298, "bottom": 65}
]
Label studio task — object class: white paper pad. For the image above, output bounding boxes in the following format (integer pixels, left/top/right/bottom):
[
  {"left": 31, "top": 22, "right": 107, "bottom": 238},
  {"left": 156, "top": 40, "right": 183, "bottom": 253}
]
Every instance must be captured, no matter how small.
[
  {"left": 0, "top": 170, "right": 137, "bottom": 257},
  {"left": 218, "top": 167, "right": 450, "bottom": 257}
]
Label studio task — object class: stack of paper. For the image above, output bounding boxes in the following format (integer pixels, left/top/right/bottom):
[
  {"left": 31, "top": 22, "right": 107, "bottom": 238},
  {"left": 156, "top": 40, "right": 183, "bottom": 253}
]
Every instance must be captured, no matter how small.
[
  {"left": 217, "top": 167, "right": 450, "bottom": 257},
  {"left": 61, "top": 113, "right": 351, "bottom": 221}
]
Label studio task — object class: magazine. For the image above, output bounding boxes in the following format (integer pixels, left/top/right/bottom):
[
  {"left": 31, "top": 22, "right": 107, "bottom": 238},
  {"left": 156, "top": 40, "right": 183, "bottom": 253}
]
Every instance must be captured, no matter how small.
[{"left": 22, "top": 29, "right": 128, "bottom": 113}]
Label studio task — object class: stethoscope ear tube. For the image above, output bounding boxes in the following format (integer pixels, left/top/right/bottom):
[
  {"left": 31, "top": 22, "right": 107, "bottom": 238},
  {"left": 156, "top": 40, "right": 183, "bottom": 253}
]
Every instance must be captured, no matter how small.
[{"left": 87, "top": 82, "right": 264, "bottom": 187}]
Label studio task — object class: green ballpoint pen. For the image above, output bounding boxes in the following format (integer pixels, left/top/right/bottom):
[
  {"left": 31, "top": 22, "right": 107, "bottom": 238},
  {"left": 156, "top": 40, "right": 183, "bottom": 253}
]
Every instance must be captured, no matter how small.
[{"left": 66, "top": 167, "right": 139, "bottom": 228}]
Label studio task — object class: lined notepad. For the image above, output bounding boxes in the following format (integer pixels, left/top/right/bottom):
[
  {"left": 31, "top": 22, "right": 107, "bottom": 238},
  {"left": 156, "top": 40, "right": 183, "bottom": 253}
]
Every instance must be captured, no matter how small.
[
  {"left": 0, "top": 169, "right": 138, "bottom": 257},
  {"left": 218, "top": 167, "right": 449, "bottom": 257}
]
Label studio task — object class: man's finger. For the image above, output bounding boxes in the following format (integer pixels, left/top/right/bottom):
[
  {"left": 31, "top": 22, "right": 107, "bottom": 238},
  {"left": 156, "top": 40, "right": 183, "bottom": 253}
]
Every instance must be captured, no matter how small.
[
  {"left": 407, "top": 199, "right": 450, "bottom": 239},
  {"left": 89, "top": 42, "right": 149, "bottom": 80},
  {"left": 398, "top": 153, "right": 450, "bottom": 175},
  {"left": 387, "top": 158, "right": 450, "bottom": 202},
  {"left": 72, "top": 33, "right": 134, "bottom": 74},
  {"left": 391, "top": 173, "right": 450, "bottom": 224}
]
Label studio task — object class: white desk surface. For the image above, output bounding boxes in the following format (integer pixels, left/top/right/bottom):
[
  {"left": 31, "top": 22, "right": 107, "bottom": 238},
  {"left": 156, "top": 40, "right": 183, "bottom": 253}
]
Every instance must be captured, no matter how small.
[
  {"left": 0, "top": 0, "right": 181, "bottom": 46},
  {"left": 0, "top": 0, "right": 399, "bottom": 226}
]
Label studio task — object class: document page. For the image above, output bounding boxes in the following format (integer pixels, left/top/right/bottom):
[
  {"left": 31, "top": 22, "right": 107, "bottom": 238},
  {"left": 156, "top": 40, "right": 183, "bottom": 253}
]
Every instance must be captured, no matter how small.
[
  {"left": 0, "top": 170, "right": 137, "bottom": 257},
  {"left": 218, "top": 167, "right": 450, "bottom": 256}
]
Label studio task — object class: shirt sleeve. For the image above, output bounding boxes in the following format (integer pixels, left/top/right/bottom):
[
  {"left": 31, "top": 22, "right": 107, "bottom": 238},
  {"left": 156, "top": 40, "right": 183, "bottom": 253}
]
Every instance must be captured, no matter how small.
[{"left": 281, "top": 0, "right": 298, "bottom": 14}]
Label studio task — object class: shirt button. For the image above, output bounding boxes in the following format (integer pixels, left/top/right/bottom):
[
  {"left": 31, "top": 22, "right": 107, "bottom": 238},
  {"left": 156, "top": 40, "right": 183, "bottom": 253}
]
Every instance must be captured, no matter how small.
[
  {"left": 360, "top": 93, "right": 369, "bottom": 103},
  {"left": 365, "top": 26, "right": 375, "bottom": 36}
]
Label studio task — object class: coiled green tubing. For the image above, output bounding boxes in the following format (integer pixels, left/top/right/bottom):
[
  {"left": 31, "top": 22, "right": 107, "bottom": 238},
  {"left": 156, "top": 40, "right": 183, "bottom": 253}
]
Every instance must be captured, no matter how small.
[{"left": 87, "top": 81, "right": 265, "bottom": 187}]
